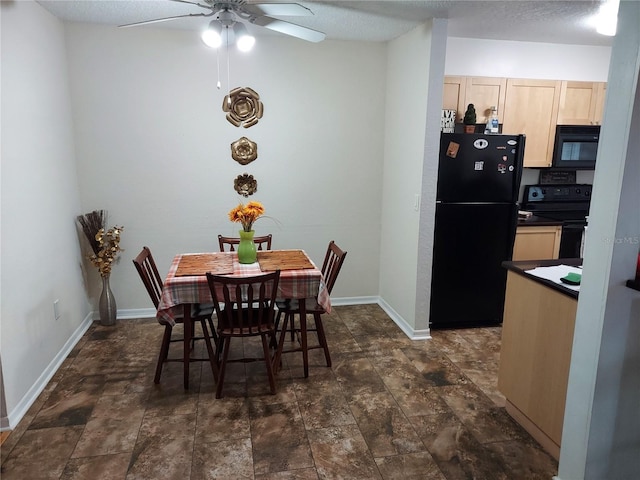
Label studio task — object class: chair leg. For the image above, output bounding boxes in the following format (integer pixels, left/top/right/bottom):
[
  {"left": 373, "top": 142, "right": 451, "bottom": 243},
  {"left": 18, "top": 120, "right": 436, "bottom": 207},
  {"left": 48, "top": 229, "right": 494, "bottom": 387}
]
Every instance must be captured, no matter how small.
[
  {"left": 154, "top": 325, "right": 172, "bottom": 384},
  {"left": 261, "top": 334, "right": 276, "bottom": 394},
  {"left": 289, "top": 312, "right": 296, "bottom": 342},
  {"left": 207, "top": 317, "right": 218, "bottom": 343},
  {"left": 271, "top": 310, "right": 282, "bottom": 349},
  {"left": 273, "top": 313, "right": 291, "bottom": 372},
  {"left": 200, "top": 320, "right": 219, "bottom": 383},
  {"left": 216, "top": 337, "right": 231, "bottom": 399},
  {"left": 314, "top": 313, "right": 332, "bottom": 367}
]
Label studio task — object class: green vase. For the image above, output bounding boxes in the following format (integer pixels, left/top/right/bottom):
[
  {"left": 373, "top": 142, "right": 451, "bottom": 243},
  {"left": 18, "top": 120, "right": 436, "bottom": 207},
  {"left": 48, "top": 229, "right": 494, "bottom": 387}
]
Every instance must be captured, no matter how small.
[{"left": 237, "top": 230, "right": 257, "bottom": 264}]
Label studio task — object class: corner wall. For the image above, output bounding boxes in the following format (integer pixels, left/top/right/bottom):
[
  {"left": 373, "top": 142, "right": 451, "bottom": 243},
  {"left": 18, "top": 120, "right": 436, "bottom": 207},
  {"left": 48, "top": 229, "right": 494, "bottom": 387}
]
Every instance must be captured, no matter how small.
[
  {"left": 1, "top": 1, "right": 87, "bottom": 427},
  {"left": 379, "top": 20, "right": 446, "bottom": 336}
]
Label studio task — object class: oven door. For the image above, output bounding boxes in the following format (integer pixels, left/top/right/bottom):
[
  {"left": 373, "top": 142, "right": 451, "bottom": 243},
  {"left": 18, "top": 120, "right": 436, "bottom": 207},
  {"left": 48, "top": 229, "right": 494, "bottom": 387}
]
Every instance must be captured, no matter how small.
[{"left": 559, "top": 222, "right": 586, "bottom": 258}]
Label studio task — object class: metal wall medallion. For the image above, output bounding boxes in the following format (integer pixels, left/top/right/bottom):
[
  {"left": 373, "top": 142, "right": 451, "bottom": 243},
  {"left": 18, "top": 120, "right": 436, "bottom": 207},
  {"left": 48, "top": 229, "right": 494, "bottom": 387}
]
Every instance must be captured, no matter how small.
[
  {"left": 222, "top": 87, "right": 264, "bottom": 128},
  {"left": 234, "top": 173, "right": 257, "bottom": 197},
  {"left": 231, "top": 137, "right": 258, "bottom": 165}
]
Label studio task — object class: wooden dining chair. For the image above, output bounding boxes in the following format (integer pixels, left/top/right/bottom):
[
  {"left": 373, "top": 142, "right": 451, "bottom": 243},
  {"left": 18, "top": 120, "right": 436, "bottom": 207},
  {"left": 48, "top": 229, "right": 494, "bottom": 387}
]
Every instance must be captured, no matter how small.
[
  {"left": 133, "top": 246, "right": 218, "bottom": 385},
  {"left": 218, "top": 233, "right": 272, "bottom": 252},
  {"left": 206, "top": 270, "right": 280, "bottom": 398},
  {"left": 273, "top": 241, "right": 347, "bottom": 376}
]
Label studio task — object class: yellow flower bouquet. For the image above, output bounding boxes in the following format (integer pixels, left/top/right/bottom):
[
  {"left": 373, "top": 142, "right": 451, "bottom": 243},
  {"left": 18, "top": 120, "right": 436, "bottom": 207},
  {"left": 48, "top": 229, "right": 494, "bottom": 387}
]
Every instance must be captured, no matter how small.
[{"left": 228, "top": 201, "right": 265, "bottom": 232}]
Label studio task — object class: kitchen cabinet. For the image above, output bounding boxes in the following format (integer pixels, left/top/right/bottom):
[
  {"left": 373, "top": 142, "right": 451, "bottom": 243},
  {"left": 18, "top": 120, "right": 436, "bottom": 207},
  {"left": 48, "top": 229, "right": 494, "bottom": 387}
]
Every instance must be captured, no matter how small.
[
  {"left": 463, "top": 77, "right": 507, "bottom": 124},
  {"left": 557, "top": 81, "right": 607, "bottom": 125},
  {"left": 593, "top": 82, "right": 607, "bottom": 124},
  {"left": 443, "top": 76, "right": 466, "bottom": 123},
  {"left": 442, "top": 76, "right": 606, "bottom": 167},
  {"left": 512, "top": 225, "right": 561, "bottom": 261},
  {"left": 443, "top": 76, "right": 506, "bottom": 125},
  {"left": 502, "top": 79, "right": 561, "bottom": 168},
  {"left": 498, "top": 266, "right": 578, "bottom": 459}
]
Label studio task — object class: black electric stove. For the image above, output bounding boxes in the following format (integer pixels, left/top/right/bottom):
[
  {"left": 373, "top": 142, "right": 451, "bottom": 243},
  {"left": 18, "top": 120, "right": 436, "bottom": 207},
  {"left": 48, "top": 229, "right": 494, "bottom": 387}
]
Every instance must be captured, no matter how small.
[{"left": 522, "top": 184, "right": 592, "bottom": 258}]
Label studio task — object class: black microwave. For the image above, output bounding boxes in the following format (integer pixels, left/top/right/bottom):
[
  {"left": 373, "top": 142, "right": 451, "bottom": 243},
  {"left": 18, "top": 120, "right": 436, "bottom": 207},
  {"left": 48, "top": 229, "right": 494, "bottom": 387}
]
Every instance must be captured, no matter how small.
[{"left": 551, "top": 125, "right": 600, "bottom": 170}]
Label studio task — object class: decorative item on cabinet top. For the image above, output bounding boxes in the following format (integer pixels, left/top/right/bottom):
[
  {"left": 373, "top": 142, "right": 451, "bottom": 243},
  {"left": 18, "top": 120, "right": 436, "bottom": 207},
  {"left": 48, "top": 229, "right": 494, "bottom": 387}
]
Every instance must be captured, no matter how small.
[
  {"left": 231, "top": 137, "right": 258, "bottom": 165},
  {"left": 441, "top": 109, "right": 456, "bottom": 133},
  {"left": 463, "top": 103, "right": 477, "bottom": 133},
  {"left": 234, "top": 173, "right": 258, "bottom": 197},
  {"left": 223, "top": 87, "right": 264, "bottom": 128}
]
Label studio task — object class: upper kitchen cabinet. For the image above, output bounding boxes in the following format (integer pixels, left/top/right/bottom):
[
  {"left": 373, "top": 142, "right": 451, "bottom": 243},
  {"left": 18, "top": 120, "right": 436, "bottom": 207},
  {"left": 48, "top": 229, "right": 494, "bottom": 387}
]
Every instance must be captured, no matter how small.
[
  {"left": 443, "top": 76, "right": 506, "bottom": 124},
  {"left": 502, "top": 79, "right": 561, "bottom": 168},
  {"left": 443, "top": 76, "right": 466, "bottom": 123},
  {"left": 464, "top": 77, "right": 507, "bottom": 124},
  {"left": 557, "top": 81, "right": 607, "bottom": 125},
  {"left": 593, "top": 82, "right": 607, "bottom": 125}
]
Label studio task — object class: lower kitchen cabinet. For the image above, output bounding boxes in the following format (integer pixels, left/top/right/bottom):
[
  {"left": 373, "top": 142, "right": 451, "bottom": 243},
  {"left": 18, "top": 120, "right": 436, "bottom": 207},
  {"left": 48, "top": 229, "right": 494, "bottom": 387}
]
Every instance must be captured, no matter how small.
[
  {"left": 512, "top": 225, "right": 561, "bottom": 261},
  {"left": 498, "top": 269, "right": 578, "bottom": 459}
]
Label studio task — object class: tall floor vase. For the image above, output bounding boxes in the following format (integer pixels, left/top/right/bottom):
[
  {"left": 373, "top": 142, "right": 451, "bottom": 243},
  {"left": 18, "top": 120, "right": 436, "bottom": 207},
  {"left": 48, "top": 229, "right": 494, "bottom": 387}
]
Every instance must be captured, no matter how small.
[{"left": 99, "top": 275, "right": 117, "bottom": 326}]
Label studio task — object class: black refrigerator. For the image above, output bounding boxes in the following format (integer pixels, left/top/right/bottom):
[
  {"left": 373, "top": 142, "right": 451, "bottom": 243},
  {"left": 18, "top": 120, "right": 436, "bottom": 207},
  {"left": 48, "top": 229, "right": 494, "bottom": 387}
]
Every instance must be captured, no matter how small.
[{"left": 429, "top": 133, "right": 525, "bottom": 328}]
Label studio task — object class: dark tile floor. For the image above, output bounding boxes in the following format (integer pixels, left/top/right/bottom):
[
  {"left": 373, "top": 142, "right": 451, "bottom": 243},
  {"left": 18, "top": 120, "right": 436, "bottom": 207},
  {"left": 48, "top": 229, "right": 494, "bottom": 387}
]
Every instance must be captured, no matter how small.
[{"left": 1, "top": 304, "right": 558, "bottom": 479}]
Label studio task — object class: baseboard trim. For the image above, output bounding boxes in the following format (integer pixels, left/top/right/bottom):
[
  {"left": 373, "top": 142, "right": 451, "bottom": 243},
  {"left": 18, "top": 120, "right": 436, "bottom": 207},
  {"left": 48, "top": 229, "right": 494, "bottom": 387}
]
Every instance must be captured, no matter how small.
[
  {"left": 107, "top": 308, "right": 156, "bottom": 320},
  {"left": 5, "top": 312, "right": 94, "bottom": 430},
  {"left": 330, "top": 296, "right": 379, "bottom": 306},
  {"left": 377, "top": 298, "right": 431, "bottom": 340}
]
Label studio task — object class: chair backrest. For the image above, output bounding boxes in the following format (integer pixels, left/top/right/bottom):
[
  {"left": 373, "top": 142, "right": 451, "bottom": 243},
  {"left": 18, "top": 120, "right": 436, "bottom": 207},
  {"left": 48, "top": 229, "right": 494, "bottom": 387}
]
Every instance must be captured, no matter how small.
[
  {"left": 218, "top": 233, "right": 272, "bottom": 252},
  {"left": 132, "top": 246, "right": 164, "bottom": 308},
  {"left": 206, "top": 271, "right": 280, "bottom": 335},
  {"left": 321, "top": 241, "right": 348, "bottom": 295}
]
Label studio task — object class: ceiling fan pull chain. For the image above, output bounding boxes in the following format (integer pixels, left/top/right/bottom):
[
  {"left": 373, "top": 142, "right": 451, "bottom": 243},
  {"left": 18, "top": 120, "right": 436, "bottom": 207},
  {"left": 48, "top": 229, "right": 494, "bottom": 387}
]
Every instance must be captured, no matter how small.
[
  {"left": 216, "top": 47, "right": 221, "bottom": 89},
  {"left": 226, "top": 26, "right": 231, "bottom": 107}
]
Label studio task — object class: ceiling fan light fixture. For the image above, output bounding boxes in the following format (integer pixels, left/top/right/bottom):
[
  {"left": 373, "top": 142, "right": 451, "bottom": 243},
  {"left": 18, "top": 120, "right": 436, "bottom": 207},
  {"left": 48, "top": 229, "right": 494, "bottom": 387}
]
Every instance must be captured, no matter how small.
[
  {"left": 202, "top": 20, "right": 223, "bottom": 48},
  {"left": 234, "top": 22, "right": 255, "bottom": 52}
]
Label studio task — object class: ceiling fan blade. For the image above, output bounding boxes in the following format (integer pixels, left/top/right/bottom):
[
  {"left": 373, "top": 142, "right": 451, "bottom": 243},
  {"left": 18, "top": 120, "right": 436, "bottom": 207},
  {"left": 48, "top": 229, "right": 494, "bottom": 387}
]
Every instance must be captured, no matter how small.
[
  {"left": 169, "top": 0, "right": 212, "bottom": 7},
  {"left": 118, "top": 12, "right": 211, "bottom": 28},
  {"left": 252, "top": 16, "right": 325, "bottom": 42},
  {"left": 245, "top": 3, "right": 314, "bottom": 17},
  {"left": 169, "top": 0, "right": 212, "bottom": 8}
]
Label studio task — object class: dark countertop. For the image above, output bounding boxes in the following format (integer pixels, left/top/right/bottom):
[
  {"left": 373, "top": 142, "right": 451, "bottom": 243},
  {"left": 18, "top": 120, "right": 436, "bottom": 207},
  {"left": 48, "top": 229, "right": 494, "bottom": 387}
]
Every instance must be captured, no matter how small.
[
  {"left": 502, "top": 258, "right": 582, "bottom": 299},
  {"left": 517, "top": 215, "right": 563, "bottom": 227}
]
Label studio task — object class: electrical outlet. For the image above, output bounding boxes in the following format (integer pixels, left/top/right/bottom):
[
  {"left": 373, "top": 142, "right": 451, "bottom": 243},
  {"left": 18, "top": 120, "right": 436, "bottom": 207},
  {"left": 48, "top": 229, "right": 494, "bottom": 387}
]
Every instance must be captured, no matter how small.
[{"left": 53, "top": 299, "right": 60, "bottom": 320}]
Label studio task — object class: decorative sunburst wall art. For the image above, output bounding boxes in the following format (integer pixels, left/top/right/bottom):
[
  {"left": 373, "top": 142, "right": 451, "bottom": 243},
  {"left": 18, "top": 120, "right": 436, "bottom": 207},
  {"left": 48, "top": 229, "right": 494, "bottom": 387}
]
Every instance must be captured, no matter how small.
[
  {"left": 234, "top": 173, "right": 258, "bottom": 197},
  {"left": 222, "top": 87, "right": 264, "bottom": 128},
  {"left": 231, "top": 137, "right": 258, "bottom": 165}
]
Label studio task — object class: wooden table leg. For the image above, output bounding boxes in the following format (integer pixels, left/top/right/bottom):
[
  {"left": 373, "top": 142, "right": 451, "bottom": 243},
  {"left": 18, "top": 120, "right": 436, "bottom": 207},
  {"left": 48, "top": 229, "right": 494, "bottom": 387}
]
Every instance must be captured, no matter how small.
[
  {"left": 183, "top": 304, "right": 192, "bottom": 389},
  {"left": 299, "top": 298, "right": 309, "bottom": 378}
]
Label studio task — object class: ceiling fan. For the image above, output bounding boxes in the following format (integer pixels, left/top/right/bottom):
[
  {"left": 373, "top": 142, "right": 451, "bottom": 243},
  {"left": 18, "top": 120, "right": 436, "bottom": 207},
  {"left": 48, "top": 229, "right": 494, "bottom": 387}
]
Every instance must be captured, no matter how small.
[{"left": 118, "top": 0, "right": 326, "bottom": 43}]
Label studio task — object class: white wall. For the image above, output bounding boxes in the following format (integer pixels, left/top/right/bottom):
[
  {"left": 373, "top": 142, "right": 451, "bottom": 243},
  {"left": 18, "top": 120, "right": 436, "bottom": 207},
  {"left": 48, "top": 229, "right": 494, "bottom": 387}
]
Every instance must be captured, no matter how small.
[
  {"left": 63, "top": 24, "right": 388, "bottom": 312},
  {"left": 558, "top": 2, "right": 640, "bottom": 477},
  {"left": 446, "top": 37, "right": 611, "bottom": 81},
  {"left": 378, "top": 21, "right": 441, "bottom": 337},
  {"left": 1, "top": 1, "right": 88, "bottom": 427}
]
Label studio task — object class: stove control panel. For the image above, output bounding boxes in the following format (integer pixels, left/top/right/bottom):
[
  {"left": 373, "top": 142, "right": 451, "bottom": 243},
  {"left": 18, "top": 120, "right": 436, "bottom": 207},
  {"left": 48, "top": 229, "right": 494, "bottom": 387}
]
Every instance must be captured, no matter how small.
[{"left": 524, "top": 184, "right": 593, "bottom": 203}]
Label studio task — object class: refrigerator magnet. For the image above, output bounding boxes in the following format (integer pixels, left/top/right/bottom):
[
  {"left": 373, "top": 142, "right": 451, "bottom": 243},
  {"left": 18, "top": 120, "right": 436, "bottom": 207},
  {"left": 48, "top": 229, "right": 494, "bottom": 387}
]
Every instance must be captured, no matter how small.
[
  {"left": 446, "top": 142, "right": 460, "bottom": 158},
  {"left": 473, "top": 139, "right": 489, "bottom": 149}
]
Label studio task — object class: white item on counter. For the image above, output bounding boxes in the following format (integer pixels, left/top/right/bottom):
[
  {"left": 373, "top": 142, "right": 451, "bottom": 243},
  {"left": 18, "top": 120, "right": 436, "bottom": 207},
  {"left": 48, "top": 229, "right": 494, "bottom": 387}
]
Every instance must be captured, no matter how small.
[{"left": 524, "top": 264, "right": 582, "bottom": 291}]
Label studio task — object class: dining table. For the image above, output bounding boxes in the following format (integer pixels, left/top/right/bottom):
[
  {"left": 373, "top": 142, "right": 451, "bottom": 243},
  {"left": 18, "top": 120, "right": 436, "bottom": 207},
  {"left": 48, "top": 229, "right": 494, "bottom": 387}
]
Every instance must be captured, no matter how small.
[{"left": 156, "top": 249, "right": 331, "bottom": 388}]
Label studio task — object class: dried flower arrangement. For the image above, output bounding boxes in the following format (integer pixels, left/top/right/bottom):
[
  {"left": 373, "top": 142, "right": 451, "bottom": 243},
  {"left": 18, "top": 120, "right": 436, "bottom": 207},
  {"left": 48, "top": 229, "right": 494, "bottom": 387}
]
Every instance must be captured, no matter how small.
[
  {"left": 76, "top": 210, "right": 124, "bottom": 277},
  {"left": 228, "top": 201, "right": 265, "bottom": 232}
]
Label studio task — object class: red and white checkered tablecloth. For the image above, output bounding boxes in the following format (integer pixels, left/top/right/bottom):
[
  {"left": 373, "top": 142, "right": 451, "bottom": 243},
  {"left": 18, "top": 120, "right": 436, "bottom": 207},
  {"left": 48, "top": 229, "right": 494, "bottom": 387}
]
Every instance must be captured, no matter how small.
[{"left": 156, "top": 251, "right": 330, "bottom": 326}]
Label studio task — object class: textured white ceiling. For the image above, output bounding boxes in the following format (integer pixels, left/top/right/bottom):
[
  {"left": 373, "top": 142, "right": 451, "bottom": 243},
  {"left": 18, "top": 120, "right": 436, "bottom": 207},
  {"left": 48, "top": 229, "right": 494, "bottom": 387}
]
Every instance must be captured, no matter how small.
[{"left": 35, "top": 0, "right": 614, "bottom": 46}]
